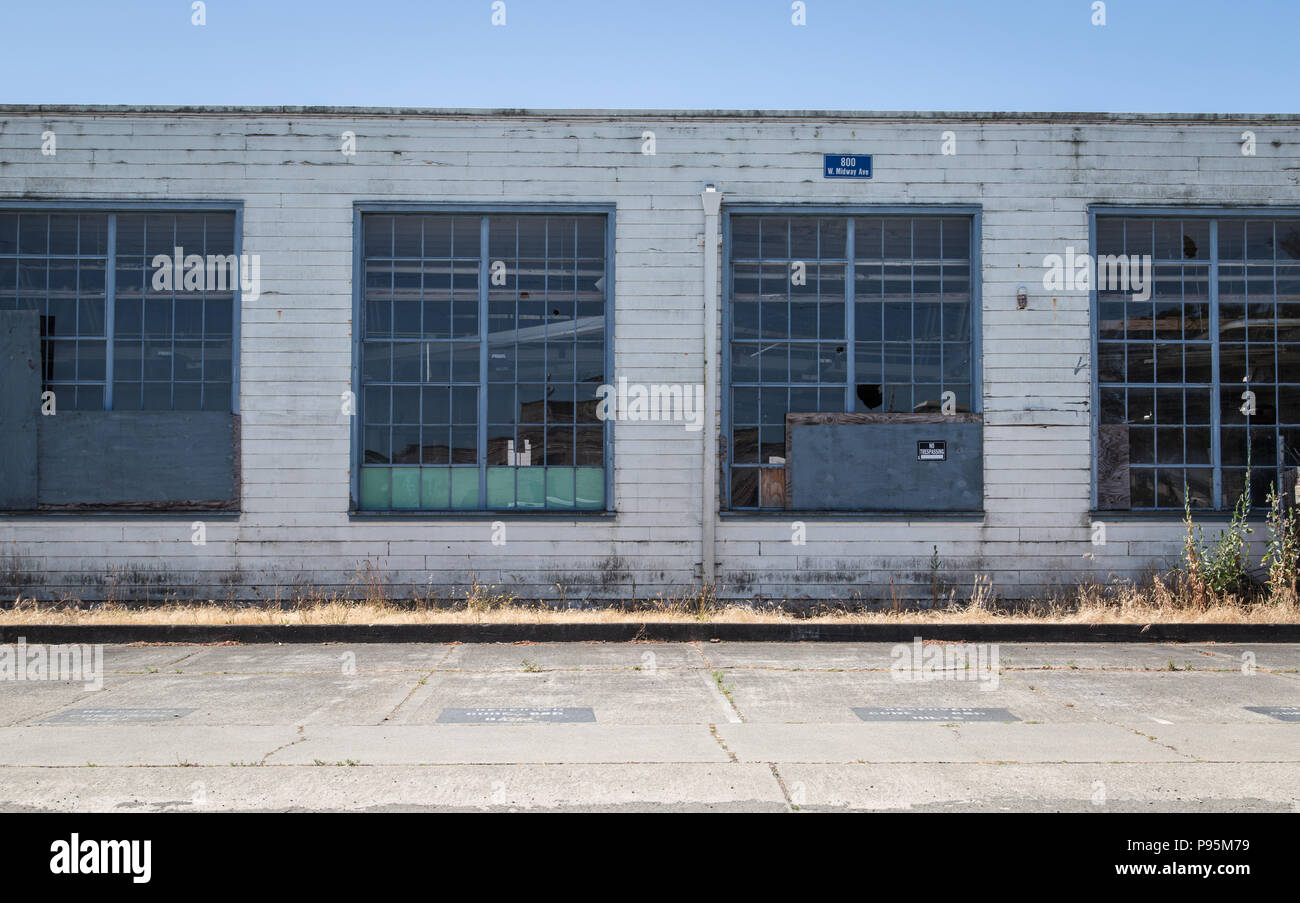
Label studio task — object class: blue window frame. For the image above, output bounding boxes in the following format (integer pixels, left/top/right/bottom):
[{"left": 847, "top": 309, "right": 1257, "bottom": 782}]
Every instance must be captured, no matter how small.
[
  {"left": 353, "top": 206, "right": 614, "bottom": 513},
  {"left": 723, "top": 206, "right": 981, "bottom": 511},
  {"left": 1092, "top": 209, "right": 1300, "bottom": 511},
  {"left": 0, "top": 203, "right": 241, "bottom": 414}
]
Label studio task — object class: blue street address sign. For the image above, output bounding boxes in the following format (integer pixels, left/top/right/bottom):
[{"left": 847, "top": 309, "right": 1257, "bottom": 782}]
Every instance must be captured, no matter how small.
[{"left": 823, "top": 154, "right": 873, "bottom": 179}]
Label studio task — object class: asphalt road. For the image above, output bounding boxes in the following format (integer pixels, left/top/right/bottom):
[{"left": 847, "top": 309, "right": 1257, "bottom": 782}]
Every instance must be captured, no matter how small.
[{"left": 0, "top": 641, "right": 1296, "bottom": 812}]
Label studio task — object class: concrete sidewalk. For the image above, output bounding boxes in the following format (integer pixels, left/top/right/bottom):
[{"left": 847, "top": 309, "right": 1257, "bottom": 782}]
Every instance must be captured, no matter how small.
[{"left": 0, "top": 641, "right": 1296, "bottom": 812}]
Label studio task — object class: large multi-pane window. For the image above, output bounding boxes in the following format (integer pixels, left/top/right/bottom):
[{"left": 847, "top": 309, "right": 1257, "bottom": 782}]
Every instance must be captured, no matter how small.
[
  {"left": 0, "top": 213, "right": 107, "bottom": 409},
  {"left": 357, "top": 211, "right": 609, "bottom": 511},
  {"left": 1095, "top": 214, "right": 1300, "bottom": 511},
  {"left": 112, "top": 214, "right": 236, "bottom": 411},
  {"left": 0, "top": 209, "right": 237, "bottom": 412},
  {"left": 725, "top": 212, "right": 977, "bottom": 510}
]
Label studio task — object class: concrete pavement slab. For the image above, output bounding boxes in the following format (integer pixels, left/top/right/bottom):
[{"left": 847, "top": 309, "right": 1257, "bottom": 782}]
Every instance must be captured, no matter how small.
[
  {"left": 0, "top": 676, "right": 144, "bottom": 726},
  {"left": 951, "top": 721, "right": 1194, "bottom": 762},
  {"left": 99, "top": 645, "right": 208, "bottom": 672},
  {"left": 178, "top": 643, "right": 453, "bottom": 674},
  {"left": 27, "top": 672, "right": 424, "bottom": 726},
  {"left": 720, "top": 669, "right": 1066, "bottom": 723},
  {"left": 715, "top": 722, "right": 1183, "bottom": 763},
  {"left": 852, "top": 706, "right": 1019, "bottom": 722},
  {"left": 696, "top": 641, "right": 1268, "bottom": 672},
  {"left": 696, "top": 642, "right": 901, "bottom": 670},
  {"left": 0, "top": 764, "right": 787, "bottom": 812},
  {"left": 1180, "top": 643, "right": 1300, "bottom": 672},
  {"left": 1016, "top": 670, "right": 1300, "bottom": 723},
  {"left": 0, "top": 641, "right": 201, "bottom": 674},
  {"left": 1131, "top": 723, "right": 1300, "bottom": 761},
  {"left": 0, "top": 641, "right": 202, "bottom": 727},
  {"left": 266, "top": 724, "right": 731, "bottom": 765},
  {"left": 435, "top": 706, "right": 595, "bottom": 723},
  {"left": 440, "top": 642, "right": 703, "bottom": 671},
  {"left": 392, "top": 668, "right": 730, "bottom": 725},
  {"left": 774, "top": 762, "right": 1300, "bottom": 811},
  {"left": 0, "top": 725, "right": 299, "bottom": 766},
  {"left": 995, "top": 643, "right": 1228, "bottom": 671}
]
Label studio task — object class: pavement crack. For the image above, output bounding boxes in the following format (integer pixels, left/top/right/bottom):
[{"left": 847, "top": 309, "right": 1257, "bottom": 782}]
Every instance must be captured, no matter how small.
[
  {"left": 692, "top": 643, "right": 745, "bottom": 722},
  {"left": 706, "top": 669, "right": 744, "bottom": 723},
  {"left": 379, "top": 645, "right": 456, "bottom": 724},
  {"left": 768, "top": 763, "right": 797, "bottom": 811},
  {"left": 261, "top": 725, "right": 307, "bottom": 765},
  {"left": 157, "top": 648, "right": 205, "bottom": 670},
  {"left": 690, "top": 641, "right": 715, "bottom": 670},
  {"left": 707, "top": 723, "right": 738, "bottom": 763},
  {"left": 1127, "top": 726, "right": 1196, "bottom": 759}
]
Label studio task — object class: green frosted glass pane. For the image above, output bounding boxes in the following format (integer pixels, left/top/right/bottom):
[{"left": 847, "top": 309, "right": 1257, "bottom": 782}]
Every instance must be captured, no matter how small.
[
  {"left": 575, "top": 466, "right": 604, "bottom": 508},
  {"left": 487, "top": 467, "right": 515, "bottom": 508},
  {"left": 547, "top": 467, "right": 575, "bottom": 508},
  {"left": 421, "top": 467, "right": 450, "bottom": 508},
  {"left": 360, "top": 467, "right": 390, "bottom": 509},
  {"left": 517, "top": 467, "right": 545, "bottom": 508},
  {"left": 391, "top": 468, "right": 420, "bottom": 508},
  {"left": 450, "top": 467, "right": 479, "bottom": 509}
]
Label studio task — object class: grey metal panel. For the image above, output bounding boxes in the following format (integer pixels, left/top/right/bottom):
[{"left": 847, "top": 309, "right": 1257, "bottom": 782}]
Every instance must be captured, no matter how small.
[
  {"left": 790, "top": 421, "right": 983, "bottom": 511},
  {"left": 37, "top": 412, "right": 235, "bottom": 506},
  {"left": 0, "top": 311, "right": 40, "bottom": 509}
]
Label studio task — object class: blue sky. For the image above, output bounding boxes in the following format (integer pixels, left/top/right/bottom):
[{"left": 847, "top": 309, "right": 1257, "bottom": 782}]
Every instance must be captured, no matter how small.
[{"left": 2, "top": 0, "right": 1296, "bottom": 111}]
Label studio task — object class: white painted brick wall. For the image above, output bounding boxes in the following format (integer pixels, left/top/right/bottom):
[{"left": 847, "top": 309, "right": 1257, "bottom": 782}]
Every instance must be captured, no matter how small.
[{"left": 1, "top": 108, "right": 1297, "bottom": 602}]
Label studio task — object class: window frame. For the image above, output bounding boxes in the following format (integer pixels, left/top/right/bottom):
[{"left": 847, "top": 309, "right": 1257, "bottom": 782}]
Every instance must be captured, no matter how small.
[
  {"left": 0, "top": 198, "right": 244, "bottom": 415},
  {"left": 721, "top": 203, "right": 984, "bottom": 515},
  {"left": 1088, "top": 204, "right": 1300, "bottom": 515},
  {"left": 349, "top": 202, "right": 616, "bottom": 517}
]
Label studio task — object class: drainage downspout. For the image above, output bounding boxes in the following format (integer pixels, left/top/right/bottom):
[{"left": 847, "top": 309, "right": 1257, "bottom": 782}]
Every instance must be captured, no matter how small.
[{"left": 701, "top": 185, "right": 722, "bottom": 585}]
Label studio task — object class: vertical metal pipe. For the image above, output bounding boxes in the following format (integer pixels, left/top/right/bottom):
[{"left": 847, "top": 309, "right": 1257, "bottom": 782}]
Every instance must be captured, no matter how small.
[
  {"left": 1210, "top": 219, "right": 1222, "bottom": 507},
  {"left": 104, "top": 214, "right": 116, "bottom": 410},
  {"left": 701, "top": 187, "right": 722, "bottom": 584},
  {"left": 478, "top": 215, "right": 490, "bottom": 508}
]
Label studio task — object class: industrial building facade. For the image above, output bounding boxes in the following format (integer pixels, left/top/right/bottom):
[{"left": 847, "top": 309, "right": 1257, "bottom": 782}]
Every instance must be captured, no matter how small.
[{"left": 0, "top": 106, "right": 1297, "bottom": 602}]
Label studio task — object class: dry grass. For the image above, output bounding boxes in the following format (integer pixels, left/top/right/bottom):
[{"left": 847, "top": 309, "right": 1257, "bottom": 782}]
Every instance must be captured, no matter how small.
[{"left": 2, "top": 572, "right": 1298, "bottom": 625}]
